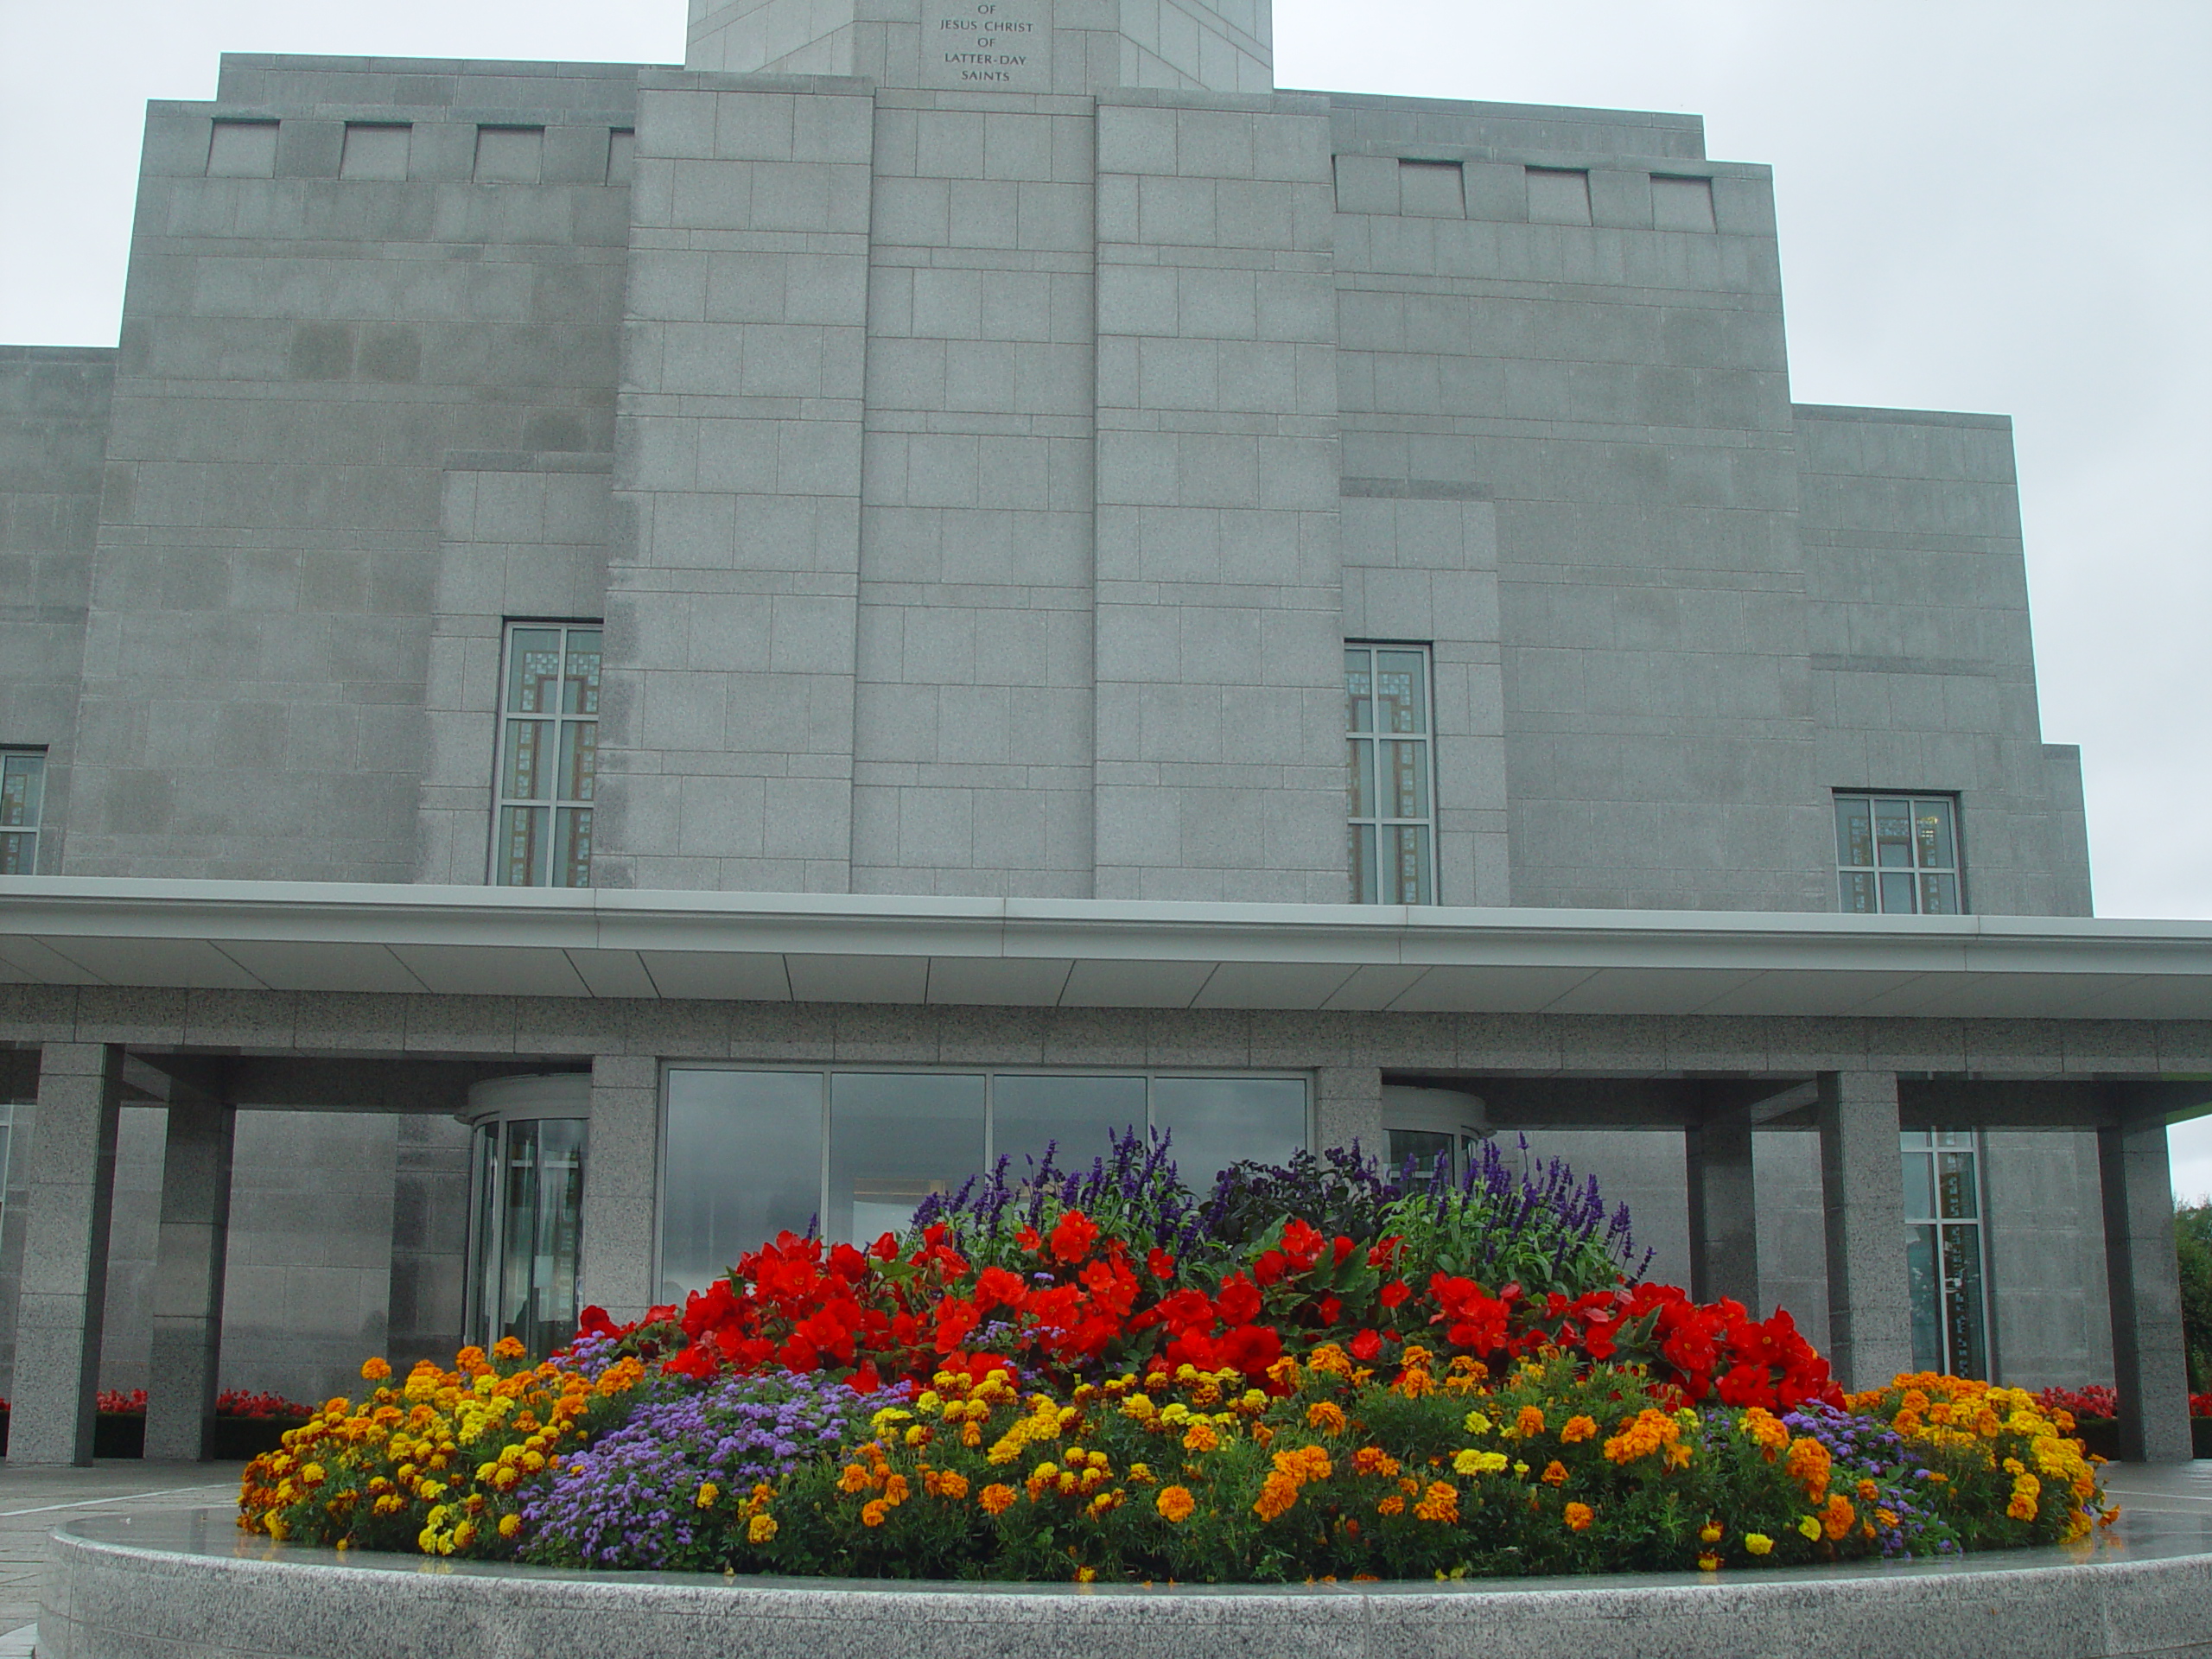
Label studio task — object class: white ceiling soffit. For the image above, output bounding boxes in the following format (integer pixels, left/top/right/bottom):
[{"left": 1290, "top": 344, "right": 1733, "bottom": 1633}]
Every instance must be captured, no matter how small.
[{"left": 1, "top": 877, "right": 2209, "bottom": 1020}]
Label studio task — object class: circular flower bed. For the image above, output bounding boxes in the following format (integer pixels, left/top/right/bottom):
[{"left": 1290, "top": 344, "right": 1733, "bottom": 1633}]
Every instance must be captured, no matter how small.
[{"left": 238, "top": 1136, "right": 2113, "bottom": 1580}]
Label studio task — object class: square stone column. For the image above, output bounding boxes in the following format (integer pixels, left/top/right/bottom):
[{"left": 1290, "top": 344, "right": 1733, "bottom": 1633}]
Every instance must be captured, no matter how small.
[
  {"left": 1315, "top": 1069, "right": 1383, "bottom": 1161},
  {"left": 7, "top": 1044, "right": 124, "bottom": 1465},
  {"left": 1816, "top": 1071, "right": 1912, "bottom": 1392},
  {"left": 576, "top": 1054, "right": 658, "bottom": 1323},
  {"left": 143, "top": 1090, "right": 235, "bottom": 1462},
  {"left": 2098, "top": 1103, "right": 2192, "bottom": 1462},
  {"left": 1685, "top": 1106, "right": 1760, "bottom": 1311}
]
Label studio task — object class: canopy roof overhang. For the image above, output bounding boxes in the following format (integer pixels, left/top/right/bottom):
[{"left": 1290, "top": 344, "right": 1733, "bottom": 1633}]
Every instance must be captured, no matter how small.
[{"left": 3, "top": 878, "right": 2211, "bottom": 1021}]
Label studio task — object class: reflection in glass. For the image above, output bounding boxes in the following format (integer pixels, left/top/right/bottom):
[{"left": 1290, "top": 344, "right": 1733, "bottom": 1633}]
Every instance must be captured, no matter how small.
[
  {"left": 1345, "top": 645, "right": 1435, "bottom": 906},
  {"left": 1350, "top": 823, "right": 1378, "bottom": 905},
  {"left": 1900, "top": 1147, "right": 1936, "bottom": 1222},
  {"left": 1942, "top": 1223, "right": 1986, "bottom": 1377},
  {"left": 1835, "top": 797, "right": 1873, "bottom": 870},
  {"left": 1387, "top": 1128, "right": 1454, "bottom": 1183},
  {"left": 1386, "top": 824, "right": 1432, "bottom": 904},
  {"left": 1381, "top": 741, "right": 1427, "bottom": 818},
  {"left": 473, "top": 1117, "right": 586, "bottom": 1360},
  {"left": 555, "top": 807, "right": 593, "bottom": 889},
  {"left": 991, "top": 1075, "right": 1147, "bottom": 1178},
  {"left": 661, "top": 1071, "right": 823, "bottom": 1302},
  {"left": 1834, "top": 792, "right": 1963, "bottom": 916},
  {"left": 504, "top": 721, "right": 552, "bottom": 800},
  {"left": 1905, "top": 1225, "right": 1941, "bottom": 1370},
  {"left": 1152, "top": 1077, "right": 1307, "bottom": 1192},
  {"left": 830, "top": 1074, "right": 986, "bottom": 1244}
]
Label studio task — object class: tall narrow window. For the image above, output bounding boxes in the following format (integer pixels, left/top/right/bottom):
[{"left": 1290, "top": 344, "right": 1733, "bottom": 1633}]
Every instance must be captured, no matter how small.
[
  {"left": 1345, "top": 644, "right": 1436, "bottom": 904},
  {"left": 492, "top": 623, "right": 599, "bottom": 887},
  {"left": 1835, "top": 792, "right": 1962, "bottom": 914},
  {"left": 1902, "top": 1129, "right": 1988, "bottom": 1377},
  {"left": 0, "top": 751, "right": 45, "bottom": 875}
]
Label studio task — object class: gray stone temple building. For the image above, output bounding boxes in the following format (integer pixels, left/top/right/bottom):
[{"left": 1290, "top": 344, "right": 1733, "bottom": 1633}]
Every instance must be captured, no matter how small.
[{"left": 1, "top": 0, "right": 2204, "bottom": 1465}]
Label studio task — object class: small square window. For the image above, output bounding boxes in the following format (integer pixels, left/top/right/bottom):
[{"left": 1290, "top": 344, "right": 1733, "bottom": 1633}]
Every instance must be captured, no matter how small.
[
  {"left": 474, "top": 125, "right": 544, "bottom": 184},
  {"left": 207, "top": 119, "right": 278, "bottom": 179},
  {"left": 340, "top": 123, "right": 411, "bottom": 181},
  {"left": 0, "top": 750, "right": 47, "bottom": 876},
  {"left": 1397, "top": 160, "right": 1464, "bottom": 218},
  {"left": 1835, "top": 792, "right": 1964, "bottom": 915},
  {"left": 1651, "top": 174, "right": 1716, "bottom": 232},
  {"left": 1525, "top": 166, "right": 1592, "bottom": 226},
  {"left": 607, "top": 128, "right": 636, "bottom": 187}
]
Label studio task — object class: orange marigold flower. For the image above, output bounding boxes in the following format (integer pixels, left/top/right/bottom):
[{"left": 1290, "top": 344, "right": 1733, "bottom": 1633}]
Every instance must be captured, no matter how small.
[
  {"left": 1540, "top": 1459, "right": 1567, "bottom": 1487},
  {"left": 1856, "top": 1478, "right": 1879, "bottom": 1503},
  {"left": 360, "top": 1357, "right": 392, "bottom": 1382},
  {"left": 1183, "top": 1421, "right": 1220, "bottom": 1453},
  {"left": 1413, "top": 1481, "right": 1459, "bottom": 1524},
  {"left": 1822, "top": 1494, "right": 1856, "bottom": 1541},
  {"left": 1156, "top": 1484, "right": 1196, "bottom": 1523},
  {"left": 1255, "top": 1471, "right": 1301, "bottom": 1522},
  {"left": 1377, "top": 1495, "right": 1406, "bottom": 1516},
  {"left": 1352, "top": 1446, "right": 1401, "bottom": 1478},
  {"left": 1307, "top": 1344, "right": 1353, "bottom": 1377},
  {"left": 1602, "top": 1408, "right": 1681, "bottom": 1466},
  {"left": 838, "top": 1463, "right": 871, "bottom": 1495},
  {"left": 979, "top": 1484, "right": 1017, "bottom": 1516},
  {"left": 1306, "top": 1402, "right": 1348, "bottom": 1434},
  {"left": 882, "top": 1474, "right": 911, "bottom": 1507},
  {"left": 1273, "top": 1446, "right": 1332, "bottom": 1484},
  {"left": 1563, "top": 1502, "right": 1593, "bottom": 1532},
  {"left": 861, "top": 1500, "right": 890, "bottom": 1528},
  {"left": 1783, "top": 1436, "right": 1832, "bottom": 1502},
  {"left": 1514, "top": 1405, "right": 1546, "bottom": 1438},
  {"left": 1560, "top": 1414, "right": 1599, "bottom": 1445}
]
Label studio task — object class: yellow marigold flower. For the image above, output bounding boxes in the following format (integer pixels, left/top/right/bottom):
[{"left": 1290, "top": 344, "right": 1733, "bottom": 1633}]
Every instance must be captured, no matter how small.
[
  {"left": 980, "top": 1484, "right": 1017, "bottom": 1516},
  {"left": 1182, "top": 1421, "right": 1220, "bottom": 1453},
  {"left": 1453, "top": 1449, "right": 1507, "bottom": 1477},
  {"left": 1876, "top": 1508, "right": 1900, "bottom": 1529},
  {"left": 1563, "top": 1502, "right": 1592, "bottom": 1531},
  {"left": 1696, "top": 1552, "right": 1720, "bottom": 1572},
  {"left": 498, "top": 1514, "right": 522, "bottom": 1540},
  {"left": 696, "top": 1483, "right": 720, "bottom": 1510},
  {"left": 1797, "top": 1515, "right": 1822, "bottom": 1541},
  {"left": 1075, "top": 1566, "right": 1097, "bottom": 1584},
  {"left": 1560, "top": 1414, "right": 1598, "bottom": 1445},
  {"left": 1744, "top": 1532, "right": 1773, "bottom": 1556},
  {"left": 1122, "top": 1395, "right": 1157, "bottom": 1422},
  {"left": 1699, "top": 1522, "right": 1723, "bottom": 1544},
  {"left": 861, "top": 1500, "right": 890, "bottom": 1528},
  {"left": 452, "top": 1522, "right": 477, "bottom": 1548},
  {"left": 361, "top": 1357, "right": 392, "bottom": 1382},
  {"left": 1156, "top": 1484, "right": 1197, "bottom": 1523},
  {"left": 1514, "top": 1406, "right": 1545, "bottom": 1439},
  {"left": 300, "top": 1463, "right": 326, "bottom": 1486},
  {"left": 748, "top": 1513, "right": 779, "bottom": 1545},
  {"left": 1463, "top": 1411, "right": 1493, "bottom": 1436}
]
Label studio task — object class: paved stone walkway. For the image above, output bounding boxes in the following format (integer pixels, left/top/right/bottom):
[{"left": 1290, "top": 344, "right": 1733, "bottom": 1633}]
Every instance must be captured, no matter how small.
[{"left": 0, "top": 1460, "right": 245, "bottom": 1650}]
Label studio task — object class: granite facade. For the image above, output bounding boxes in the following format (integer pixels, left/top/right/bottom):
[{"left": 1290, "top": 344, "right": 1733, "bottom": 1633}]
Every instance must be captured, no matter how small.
[{"left": 0, "top": 0, "right": 2184, "bottom": 1461}]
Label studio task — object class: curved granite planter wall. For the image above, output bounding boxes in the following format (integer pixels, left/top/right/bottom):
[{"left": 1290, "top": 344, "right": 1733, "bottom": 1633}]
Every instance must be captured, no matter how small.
[{"left": 41, "top": 1510, "right": 2212, "bottom": 1659}]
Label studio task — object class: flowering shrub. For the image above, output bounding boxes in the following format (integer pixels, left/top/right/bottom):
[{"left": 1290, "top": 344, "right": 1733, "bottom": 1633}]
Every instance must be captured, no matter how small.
[
  {"left": 609, "top": 1349, "right": 2069, "bottom": 1582},
  {"left": 2194, "top": 1392, "right": 2212, "bottom": 1418},
  {"left": 1846, "top": 1374, "right": 2108, "bottom": 1548},
  {"left": 217, "top": 1389, "right": 312, "bottom": 1420},
  {"left": 96, "top": 1389, "right": 147, "bottom": 1414},
  {"left": 521, "top": 1370, "right": 880, "bottom": 1571},
  {"left": 2034, "top": 1383, "right": 2118, "bottom": 1421},
  {"left": 237, "top": 1338, "right": 646, "bottom": 1554},
  {"left": 637, "top": 1153, "right": 1838, "bottom": 1412}
]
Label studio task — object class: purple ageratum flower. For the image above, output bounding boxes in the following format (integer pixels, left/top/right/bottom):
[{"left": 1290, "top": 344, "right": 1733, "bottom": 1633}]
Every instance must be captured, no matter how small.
[{"left": 519, "top": 1370, "right": 878, "bottom": 1571}]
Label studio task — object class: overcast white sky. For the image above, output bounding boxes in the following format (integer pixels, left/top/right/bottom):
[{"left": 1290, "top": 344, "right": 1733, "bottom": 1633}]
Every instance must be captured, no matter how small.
[{"left": 3, "top": 1, "right": 2209, "bottom": 1196}]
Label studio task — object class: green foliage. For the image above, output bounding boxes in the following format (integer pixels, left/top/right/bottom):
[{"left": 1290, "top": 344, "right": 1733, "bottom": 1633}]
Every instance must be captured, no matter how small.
[{"left": 2177, "top": 1198, "right": 2212, "bottom": 1392}]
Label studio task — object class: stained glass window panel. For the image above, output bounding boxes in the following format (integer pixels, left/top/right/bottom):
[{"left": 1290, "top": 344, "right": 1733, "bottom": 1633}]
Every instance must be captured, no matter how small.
[
  {"left": 1835, "top": 792, "right": 1964, "bottom": 916},
  {"left": 1345, "top": 645, "right": 1436, "bottom": 905}
]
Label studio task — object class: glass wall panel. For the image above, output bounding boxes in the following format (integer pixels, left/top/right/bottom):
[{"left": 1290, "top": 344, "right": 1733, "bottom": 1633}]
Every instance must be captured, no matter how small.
[
  {"left": 488, "top": 1119, "right": 585, "bottom": 1358},
  {"left": 661, "top": 1070, "right": 823, "bottom": 1301},
  {"left": 991, "top": 1075, "right": 1147, "bottom": 1178},
  {"left": 1905, "top": 1225, "right": 1942, "bottom": 1370},
  {"left": 829, "top": 1073, "right": 986, "bottom": 1244},
  {"left": 1386, "top": 1128, "right": 1453, "bottom": 1182},
  {"left": 1835, "top": 792, "right": 1965, "bottom": 916},
  {"left": 1151, "top": 1077, "right": 1307, "bottom": 1191},
  {"left": 1942, "top": 1222, "right": 1987, "bottom": 1377}
]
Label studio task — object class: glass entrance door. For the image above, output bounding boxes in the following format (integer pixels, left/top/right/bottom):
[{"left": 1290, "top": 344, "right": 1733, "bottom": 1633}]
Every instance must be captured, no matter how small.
[{"left": 465, "top": 1090, "right": 588, "bottom": 1358}]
